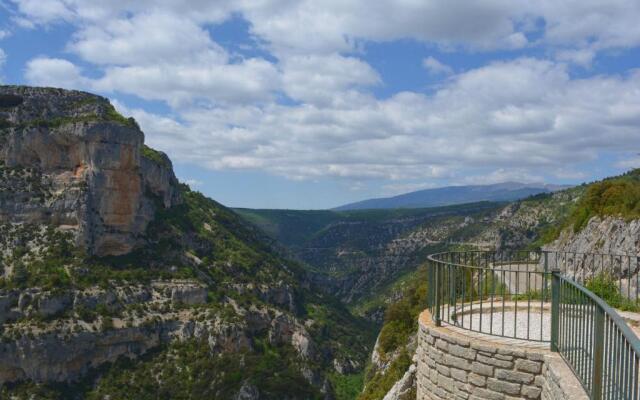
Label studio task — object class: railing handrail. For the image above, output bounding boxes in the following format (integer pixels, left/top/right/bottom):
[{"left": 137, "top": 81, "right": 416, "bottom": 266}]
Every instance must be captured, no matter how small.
[
  {"left": 428, "top": 254, "right": 546, "bottom": 273},
  {"left": 427, "top": 249, "right": 640, "bottom": 400},
  {"left": 429, "top": 249, "right": 638, "bottom": 258},
  {"left": 557, "top": 274, "right": 640, "bottom": 356},
  {"left": 427, "top": 250, "right": 640, "bottom": 266}
]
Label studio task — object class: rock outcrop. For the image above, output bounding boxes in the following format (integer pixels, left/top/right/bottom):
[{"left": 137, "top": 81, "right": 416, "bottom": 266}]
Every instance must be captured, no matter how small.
[
  {"left": 0, "top": 86, "right": 181, "bottom": 256},
  {"left": 0, "top": 86, "right": 374, "bottom": 398},
  {"left": 549, "top": 216, "right": 640, "bottom": 258}
]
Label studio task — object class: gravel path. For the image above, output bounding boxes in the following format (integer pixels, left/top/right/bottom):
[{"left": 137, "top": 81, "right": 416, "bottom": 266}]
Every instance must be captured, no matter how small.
[{"left": 453, "top": 310, "right": 551, "bottom": 342}]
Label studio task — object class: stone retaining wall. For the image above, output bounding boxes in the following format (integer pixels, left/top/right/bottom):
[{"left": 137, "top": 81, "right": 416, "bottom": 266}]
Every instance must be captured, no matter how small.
[{"left": 417, "top": 310, "right": 589, "bottom": 400}]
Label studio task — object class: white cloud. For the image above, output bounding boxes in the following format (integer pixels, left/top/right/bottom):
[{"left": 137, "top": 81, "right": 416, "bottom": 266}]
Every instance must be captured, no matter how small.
[
  {"left": 422, "top": 56, "right": 453, "bottom": 75},
  {"left": 68, "top": 11, "right": 227, "bottom": 66},
  {"left": 555, "top": 48, "right": 596, "bottom": 67},
  {"left": 115, "top": 58, "right": 640, "bottom": 183},
  {"left": 10, "top": 0, "right": 640, "bottom": 189},
  {"left": 93, "top": 58, "right": 281, "bottom": 106},
  {"left": 183, "top": 179, "right": 203, "bottom": 187},
  {"left": 533, "top": 0, "right": 640, "bottom": 50},
  {"left": 282, "top": 54, "right": 380, "bottom": 105},
  {"left": 11, "top": 0, "right": 640, "bottom": 56},
  {"left": 241, "top": 0, "right": 528, "bottom": 55},
  {"left": 24, "top": 57, "right": 90, "bottom": 89},
  {"left": 616, "top": 156, "right": 640, "bottom": 170},
  {"left": 11, "top": 0, "right": 73, "bottom": 24}
]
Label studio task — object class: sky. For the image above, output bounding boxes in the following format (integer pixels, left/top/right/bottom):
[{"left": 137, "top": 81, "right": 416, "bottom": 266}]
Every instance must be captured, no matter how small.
[{"left": 0, "top": 1, "right": 639, "bottom": 209}]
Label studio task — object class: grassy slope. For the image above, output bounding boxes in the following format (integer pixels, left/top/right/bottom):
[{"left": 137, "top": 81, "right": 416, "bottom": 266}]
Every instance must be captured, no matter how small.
[{"left": 566, "top": 169, "right": 640, "bottom": 232}]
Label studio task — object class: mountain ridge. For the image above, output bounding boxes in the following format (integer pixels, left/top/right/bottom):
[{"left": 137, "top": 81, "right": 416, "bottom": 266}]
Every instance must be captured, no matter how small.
[{"left": 334, "top": 182, "right": 571, "bottom": 211}]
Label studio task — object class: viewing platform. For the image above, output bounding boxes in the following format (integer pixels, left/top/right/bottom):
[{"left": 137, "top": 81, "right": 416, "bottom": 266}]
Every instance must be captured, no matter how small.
[{"left": 418, "top": 250, "right": 640, "bottom": 400}]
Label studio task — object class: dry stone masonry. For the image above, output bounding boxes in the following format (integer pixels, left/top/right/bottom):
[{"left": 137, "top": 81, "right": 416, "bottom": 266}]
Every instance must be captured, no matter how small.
[{"left": 417, "top": 310, "right": 589, "bottom": 400}]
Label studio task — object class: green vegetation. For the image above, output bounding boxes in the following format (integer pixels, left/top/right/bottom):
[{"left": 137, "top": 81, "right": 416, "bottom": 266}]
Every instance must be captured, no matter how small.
[
  {"left": 87, "top": 340, "right": 321, "bottom": 400},
  {"left": 353, "top": 266, "right": 427, "bottom": 400},
  {"left": 585, "top": 273, "right": 640, "bottom": 312},
  {"left": 141, "top": 144, "right": 170, "bottom": 167},
  {"left": 358, "top": 350, "right": 413, "bottom": 400},
  {"left": 376, "top": 267, "right": 426, "bottom": 357},
  {"left": 0, "top": 183, "right": 375, "bottom": 399},
  {"left": 568, "top": 169, "right": 640, "bottom": 232},
  {"left": 529, "top": 169, "right": 640, "bottom": 246},
  {"left": 1, "top": 340, "right": 322, "bottom": 400},
  {"left": 329, "top": 372, "right": 365, "bottom": 400},
  {"left": 235, "top": 202, "right": 500, "bottom": 250},
  {"left": 104, "top": 104, "right": 139, "bottom": 129}
]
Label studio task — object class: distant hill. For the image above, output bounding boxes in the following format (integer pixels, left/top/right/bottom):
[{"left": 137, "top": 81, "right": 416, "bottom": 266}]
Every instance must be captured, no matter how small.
[{"left": 334, "top": 182, "right": 571, "bottom": 210}]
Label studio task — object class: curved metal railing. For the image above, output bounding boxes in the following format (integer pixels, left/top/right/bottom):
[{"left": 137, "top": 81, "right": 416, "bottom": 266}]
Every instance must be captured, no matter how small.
[
  {"left": 426, "top": 250, "right": 640, "bottom": 400},
  {"left": 427, "top": 250, "right": 553, "bottom": 341},
  {"left": 554, "top": 274, "right": 640, "bottom": 399}
]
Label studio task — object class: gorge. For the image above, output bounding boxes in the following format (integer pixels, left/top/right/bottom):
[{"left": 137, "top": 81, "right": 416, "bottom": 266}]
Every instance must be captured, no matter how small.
[{"left": 1, "top": 85, "right": 639, "bottom": 400}]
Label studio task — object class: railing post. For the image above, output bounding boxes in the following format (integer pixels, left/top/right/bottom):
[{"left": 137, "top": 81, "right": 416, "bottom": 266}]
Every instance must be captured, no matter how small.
[
  {"left": 434, "top": 261, "right": 441, "bottom": 327},
  {"left": 592, "top": 307, "right": 604, "bottom": 400},
  {"left": 427, "top": 260, "right": 433, "bottom": 309},
  {"left": 543, "top": 251, "right": 549, "bottom": 301},
  {"left": 551, "top": 267, "right": 560, "bottom": 352}
]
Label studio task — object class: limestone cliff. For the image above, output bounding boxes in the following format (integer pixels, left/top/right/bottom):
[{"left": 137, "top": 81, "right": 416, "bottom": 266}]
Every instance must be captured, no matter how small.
[
  {"left": 0, "top": 86, "right": 181, "bottom": 256},
  {"left": 549, "top": 217, "right": 640, "bottom": 257},
  {"left": 0, "top": 86, "right": 373, "bottom": 399}
]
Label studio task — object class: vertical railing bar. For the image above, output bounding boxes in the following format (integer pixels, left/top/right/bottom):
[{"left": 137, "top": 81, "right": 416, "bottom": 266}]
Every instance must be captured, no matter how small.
[
  {"left": 514, "top": 263, "right": 519, "bottom": 339},
  {"left": 545, "top": 251, "right": 550, "bottom": 338},
  {"left": 581, "top": 291, "right": 587, "bottom": 385},
  {"left": 434, "top": 260, "right": 441, "bottom": 327},
  {"left": 486, "top": 257, "right": 496, "bottom": 334},
  {"left": 551, "top": 268, "right": 559, "bottom": 352},
  {"left": 625, "top": 341, "right": 630, "bottom": 400},
  {"left": 578, "top": 289, "right": 584, "bottom": 382},
  {"left": 571, "top": 286, "right": 580, "bottom": 369},
  {"left": 502, "top": 268, "right": 505, "bottom": 337},
  {"left": 527, "top": 270, "right": 531, "bottom": 340},
  {"left": 480, "top": 266, "right": 484, "bottom": 333},
  {"left": 616, "top": 320, "right": 621, "bottom": 399},
  {"left": 592, "top": 302, "right": 604, "bottom": 400},
  {"left": 633, "top": 353, "right": 639, "bottom": 400},
  {"left": 461, "top": 258, "right": 466, "bottom": 329},
  {"left": 590, "top": 301, "right": 596, "bottom": 391}
]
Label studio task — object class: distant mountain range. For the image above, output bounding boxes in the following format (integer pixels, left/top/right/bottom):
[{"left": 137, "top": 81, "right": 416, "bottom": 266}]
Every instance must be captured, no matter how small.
[{"left": 334, "top": 182, "right": 571, "bottom": 211}]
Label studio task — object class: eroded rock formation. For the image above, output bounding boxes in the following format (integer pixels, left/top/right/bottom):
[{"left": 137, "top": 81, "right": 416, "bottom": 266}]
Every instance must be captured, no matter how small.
[{"left": 0, "top": 86, "right": 181, "bottom": 256}]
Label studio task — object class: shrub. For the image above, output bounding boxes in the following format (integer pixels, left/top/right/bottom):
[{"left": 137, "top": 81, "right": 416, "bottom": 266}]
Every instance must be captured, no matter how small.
[
  {"left": 569, "top": 171, "right": 640, "bottom": 232},
  {"left": 376, "top": 267, "right": 427, "bottom": 357},
  {"left": 585, "top": 273, "right": 639, "bottom": 311}
]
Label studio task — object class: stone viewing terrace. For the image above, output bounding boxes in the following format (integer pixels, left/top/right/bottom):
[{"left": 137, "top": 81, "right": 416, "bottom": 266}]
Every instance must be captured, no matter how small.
[
  {"left": 417, "top": 309, "right": 587, "bottom": 400},
  {"left": 418, "top": 250, "right": 640, "bottom": 400}
]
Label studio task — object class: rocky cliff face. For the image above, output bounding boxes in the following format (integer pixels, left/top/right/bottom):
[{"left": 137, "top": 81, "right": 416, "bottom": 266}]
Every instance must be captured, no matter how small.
[
  {"left": 0, "top": 86, "right": 181, "bottom": 256},
  {"left": 549, "top": 217, "right": 640, "bottom": 257},
  {"left": 0, "top": 86, "right": 373, "bottom": 399}
]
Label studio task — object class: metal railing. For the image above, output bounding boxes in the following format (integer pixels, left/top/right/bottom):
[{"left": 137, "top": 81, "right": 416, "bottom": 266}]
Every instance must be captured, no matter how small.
[
  {"left": 548, "top": 252, "right": 640, "bottom": 302},
  {"left": 427, "top": 250, "right": 552, "bottom": 341},
  {"left": 426, "top": 250, "right": 640, "bottom": 400},
  {"left": 553, "top": 274, "right": 640, "bottom": 400}
]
